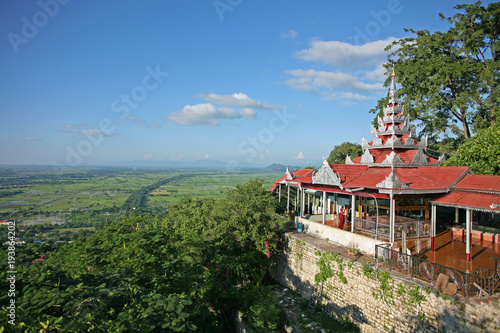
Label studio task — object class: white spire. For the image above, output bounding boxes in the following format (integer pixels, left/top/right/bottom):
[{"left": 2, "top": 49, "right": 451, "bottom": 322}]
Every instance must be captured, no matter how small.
[{"left": 388, "top": 67, "right": 398, "bottom": 105}]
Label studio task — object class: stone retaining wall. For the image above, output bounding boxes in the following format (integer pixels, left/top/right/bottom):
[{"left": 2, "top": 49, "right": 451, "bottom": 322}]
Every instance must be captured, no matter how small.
[{"left": 270, "top": 232, "right": 500, "bottom": 333}]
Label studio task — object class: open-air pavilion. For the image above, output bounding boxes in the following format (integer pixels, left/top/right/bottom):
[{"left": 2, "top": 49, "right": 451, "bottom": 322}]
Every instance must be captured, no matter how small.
[{"left": 271, "top": 71, "right": 500, "bottom": 296}]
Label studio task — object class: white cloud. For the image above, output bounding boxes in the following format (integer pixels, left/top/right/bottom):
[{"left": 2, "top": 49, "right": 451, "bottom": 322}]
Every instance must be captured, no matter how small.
[
  {"left": 196, "top": 93, "right": 279, "bottom": 110},
  {"left": 281, "top": 29, "right": 298, "bottom": 39},
  {"left": 57, "top": 128, "right": 117, "bottom": 137},
  {"left": 295, "top": 37, "right": 399, "bottom": 70},
  {"left": 292, "top": 152, "right": 306, "bottom": 160},
  {"left": 285, "top": 69, "right": 383, "bottom": 94},
  {"left": 166, "top": 103, "right": 254, "bottom": 126}
]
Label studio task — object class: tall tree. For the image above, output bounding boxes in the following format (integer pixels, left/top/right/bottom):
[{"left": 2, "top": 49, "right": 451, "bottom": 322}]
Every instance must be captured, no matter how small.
[
  {"left": 327, "top": 142, "right": 362, "bottom": 164},
  {"left": 372, "top": 2, "right": 499, "bottom": 141},
  {"left": 443, "top": 122, "right": 500, "bottom": 175}
]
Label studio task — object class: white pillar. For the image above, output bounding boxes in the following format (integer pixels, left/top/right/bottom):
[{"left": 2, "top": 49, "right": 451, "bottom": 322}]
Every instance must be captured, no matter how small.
[
  {"left": 307, "top": 193, "right": 310, "bottom": 215},
  {"left": 455, "top": 207, "right": 459, "bottom": 225},
  {"left": 389, "top": 196, "right": 395, "bottom": 243},
  {"left": 322, "top": 191, "right": 327, "bottom": 224},
  {"left": 466, "top": 209, "right": 471, "bottom": 262},
  {"left": 278, "top": 184, "right": 281, "bottom": 203},
  {"left": 351, "top": 195, "right": 356, "bottom": 232},
  {"left": 301, "top": 188, "right": 305, "bottom": 218},
  {"left": 287, "top": 185, "right": 290, "bottom": 214},
  {"left": 431, "top": 204, "right": 437, "bottom": 252}
]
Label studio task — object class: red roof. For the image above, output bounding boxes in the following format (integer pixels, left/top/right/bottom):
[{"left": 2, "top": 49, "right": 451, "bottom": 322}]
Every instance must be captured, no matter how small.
[
  {"left": 330, "top": 164, "right": 368, "bottom": 183},
  {"left": 269, "top": 169, "right": 315, "bottom": 190},
  {"left": 344, "top": 166, "right": 469, "bottom": 191},
  {"left": 453, "top": 174, "right": 500, "bottom": 193},
  {"left": 432, "top": 190, "right": 500, "bottom": 212},
  {"left": 352, "top": 149, "right": 438, "bottom": 164}
]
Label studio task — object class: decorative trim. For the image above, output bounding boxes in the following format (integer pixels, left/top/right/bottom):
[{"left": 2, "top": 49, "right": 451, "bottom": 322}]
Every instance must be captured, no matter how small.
[
  {"left": 412, "top": 149, "right": 428, "bottom": 165},
  {"left": 410, "top": 126, "right": 417, "bottom": 137},
  {"left": 360, "top": 149, "right": 374, "bottom": 164},
  {"left": 345, "top": 155, "right": 354, "bottom": 164},
  {"left": 419, "top": 135, "right": 428, "bottom": 149},
  {"left": 381, "top": 151, "right": 404, "bottom": 165},
  {"left": 362, "top": 137, "right": 369, "bottom": 149},
  {"left": 385, "top": 134, "right": 401, "bottom": 147},
  {"left": 312, "top": 159, "right": 343, "bottom": 188},
  {"left": 437, "top": 154, "right": 447, "bottom": 164},
  {"left": 376, "top": 170, "right": 409, "bottom": 189},
  {"left": 285, "top": 166, "right": 294, "bottom": 180},
  {"left": 404, "top": 137, "right": 415, "bottom": 146},
  {"left": 371, "top": 125, "right": 377, "bottom": 137}
]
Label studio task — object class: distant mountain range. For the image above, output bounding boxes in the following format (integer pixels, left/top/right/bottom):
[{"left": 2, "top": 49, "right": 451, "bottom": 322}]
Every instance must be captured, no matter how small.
[{"left": 103, "top": 160, "right": 307, "bottom": 171}]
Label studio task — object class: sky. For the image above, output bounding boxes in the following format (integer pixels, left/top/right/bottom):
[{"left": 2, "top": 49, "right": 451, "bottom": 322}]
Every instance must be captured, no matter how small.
[{"left": 0, "top": 0, "right": 489, "bottom": 169}]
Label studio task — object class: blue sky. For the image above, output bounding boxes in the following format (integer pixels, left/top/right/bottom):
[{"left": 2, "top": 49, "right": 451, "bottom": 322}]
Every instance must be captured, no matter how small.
[{"left": 0, "top": 0, "right": 486, "bottom": 168}]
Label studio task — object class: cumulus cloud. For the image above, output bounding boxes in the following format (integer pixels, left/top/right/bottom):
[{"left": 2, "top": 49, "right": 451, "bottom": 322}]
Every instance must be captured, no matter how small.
[
  {"left": 281, "top": 29, "right": 298, "bottom": 39},
  {"left": 295, "top": 37, "right": 399, "bottom": 70},
  {"left": 57, "top": 128, "right": 117, "bottom": 137},
  {"left": 166, "top": 103, "right": 257, "bottom": 126},
  {"left": 196, "top": 93, "right": 279, "bottom": 110},
  {"left": 292, "top": 152, "right": 306, "bottom": 160},
  {"left": 285, "top": 69, "right": 383, "bottom": 94},
  {"left": 284, "top": 37, "right": 399, "bottom": 103}
]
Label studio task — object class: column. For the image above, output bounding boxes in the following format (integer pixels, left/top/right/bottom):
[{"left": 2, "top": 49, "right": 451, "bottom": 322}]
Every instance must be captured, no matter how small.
[
  {"left": 278, "top": 184, "right": 281, "bottom": 203},
  {"left": 466, "top": 208, "right": 471, "bottom": 262},
  {"left": 287, "top": 185, "right": 290, "bottom": 214},
  {"left": 322, "top": 191, "right": 326, "bottom": 224},
  {"left": 389, "top": 197, "right": 395, "bottom": 243},
  {"left": 300, "top": 188, "right": 305, "bottom": 218},
  {"left": 307, "top": 193, "right": 310, "bottom": 215},
  {"left": 431, "top": 204, "right": 436, "bottom": 252},
  {"left": 455, "top": 207, "right": 459, "bottom": 225},
  {"left": 351, "top": 195, "right": 356, "bottom": 232}
]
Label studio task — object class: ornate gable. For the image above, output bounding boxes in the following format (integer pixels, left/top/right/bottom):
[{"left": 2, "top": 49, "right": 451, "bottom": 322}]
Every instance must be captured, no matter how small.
[
  {"left": 312, "top": 159, "right": 343, "bottom": 188},
  {"left": 381, "top": 151, "right": 404, "bottom": 165},
  {"left": 345, "top": 155, "right": 354, "bottom": 164}
]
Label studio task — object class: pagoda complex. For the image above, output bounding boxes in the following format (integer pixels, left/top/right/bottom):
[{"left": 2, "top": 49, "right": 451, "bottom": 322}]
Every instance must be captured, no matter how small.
[{"left": 272, "top": 70, "right": 500, "bottom": 267}]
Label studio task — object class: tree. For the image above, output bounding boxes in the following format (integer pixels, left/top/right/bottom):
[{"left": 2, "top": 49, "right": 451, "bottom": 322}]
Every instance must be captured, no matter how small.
[
  {"left": 443, "top": 123, "right": 500, "bottom": 174},
  {"left": 373, "top": 2, "right": 499, "bottom": 141},
  {"left": 327, "top": 142, "right": 362, "bottom": 164}
]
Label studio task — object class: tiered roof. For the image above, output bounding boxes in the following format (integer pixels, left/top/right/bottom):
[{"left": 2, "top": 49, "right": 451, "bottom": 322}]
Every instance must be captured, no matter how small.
[{"left": 348, "top": 70, "right": 443, "bottom": 167}]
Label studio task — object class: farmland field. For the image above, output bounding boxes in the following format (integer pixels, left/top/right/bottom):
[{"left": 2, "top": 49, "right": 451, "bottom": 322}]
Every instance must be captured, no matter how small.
[{"left": 0, "top": 166, "right": 283, "bottom": 225}]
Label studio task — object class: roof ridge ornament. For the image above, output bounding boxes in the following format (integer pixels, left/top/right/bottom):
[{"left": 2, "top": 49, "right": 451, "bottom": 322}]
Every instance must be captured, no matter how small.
[
  {"left": 345, "top": 155, "right": 354, "bottom": 164},
  {"left": 360, "top": 149, "right": 374, "bottom": 164},
  {"left": 381, "top": 151, "right": 404, "bottom": 165},
  {"left": 412, "top": 148, "right": 428, "bottom": 165},
  {"left": 376, "top": 170, "right": 409, "bottom": 189},
  {"left": 285, "top": 166, "right": 294, "bottom": 180}
]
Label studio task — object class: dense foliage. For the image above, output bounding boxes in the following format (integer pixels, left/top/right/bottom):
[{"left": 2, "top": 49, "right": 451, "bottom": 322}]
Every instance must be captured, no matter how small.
[
  {"left": 0, "top": 179, "right": 288, "bottom": 332},
  {"left": 371, "top": 2, "right": 499, "bottom": 142},
  {"left": 327, "top": 142, "right": 363, "bottom": 164},
  {"left": 443, "top": 123, "right": 500, "bottom": 175}
]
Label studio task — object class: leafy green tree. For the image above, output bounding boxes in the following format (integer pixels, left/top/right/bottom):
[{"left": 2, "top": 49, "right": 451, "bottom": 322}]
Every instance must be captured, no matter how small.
[
  {"left": 443, "top": 123, "right": 500, "bottom": 174},
  {"left": 1, "top": 179, "right": 287, "bottom": 332},
  {"left": 372, "top": 2, "right": 499, "bottom": 140},
  {"left": 327, "top": 142, "right": 362, "bottom": 164}
]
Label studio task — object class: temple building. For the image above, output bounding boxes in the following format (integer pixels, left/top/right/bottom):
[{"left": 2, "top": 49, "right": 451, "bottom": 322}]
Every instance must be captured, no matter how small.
[{"left": 271, "top": 70, "right": 500, "bottom": 277}]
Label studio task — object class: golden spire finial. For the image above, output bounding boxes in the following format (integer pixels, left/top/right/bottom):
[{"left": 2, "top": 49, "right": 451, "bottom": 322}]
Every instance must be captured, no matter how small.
[{"left": 391, "top": 63, "right": 396, "bottom": 78}]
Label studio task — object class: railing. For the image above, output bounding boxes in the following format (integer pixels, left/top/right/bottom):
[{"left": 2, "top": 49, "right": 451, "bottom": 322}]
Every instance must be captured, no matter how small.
[
  {"left": 356, "top": 218, "right": 430, "bottom": 240},
  {"left": 375, "top": 245, "right": 500, "bottom": 297}
]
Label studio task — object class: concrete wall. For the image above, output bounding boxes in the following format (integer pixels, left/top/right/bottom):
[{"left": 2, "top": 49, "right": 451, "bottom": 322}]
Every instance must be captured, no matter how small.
[
  {"left": 270, "top": 232, "right": 500, "bottom": 333},
  {"left": 296, "top": 216, "right": 385, "bottom": 256}
]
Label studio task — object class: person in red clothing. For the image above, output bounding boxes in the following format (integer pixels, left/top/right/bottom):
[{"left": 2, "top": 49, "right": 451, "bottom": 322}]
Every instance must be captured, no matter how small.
[{"left": 338, "top": 206, "right": 345, "bottom": 229}]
